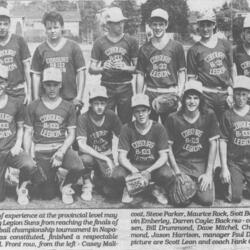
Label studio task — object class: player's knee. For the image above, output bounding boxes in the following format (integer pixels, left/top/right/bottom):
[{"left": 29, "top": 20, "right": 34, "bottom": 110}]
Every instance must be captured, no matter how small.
[
  {"left": 23, "top": 158, "right": 36, "bottom": 172},
  {"left": 197, "top": 193, "right": 213, "bottom": 207},
  {"left": 231, "top": 189, "right": 242, "bottom": 204},
  {"left": 112, "top": 166, "right": 127, "bottom": 181},
  {"left": 80, "top": 154, "right": 95, "bottom": 167}
]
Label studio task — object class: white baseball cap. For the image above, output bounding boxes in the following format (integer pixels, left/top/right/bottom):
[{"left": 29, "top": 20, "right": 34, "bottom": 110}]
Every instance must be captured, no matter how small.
[
  {"left": 0, "top": 7, "right": 10, "bottom": 18},
  {"left": 42, "top": 68, "right": 62, "bottom": 83},
  {"left": 106, "top": 7, "right": 127, "bottom": 23},
  {"left": 184, "top": 79, "right": 203, "bottom": 94},
  {"left": 89, "top": 86, "right": 108, "bottom": 100},
  {"left": 0, "top": 64, "right": 8, "bottom": 80},
  {"left": 197, "top": 10, "right": 216, "bottom": 23},
  {"left": 131, "top": 94, "right": 150, "bottom": 108},
  {"left": 233, "top": 75, "right": 250, "bottom": 91},
  {"left": 150, "top": 8, "right": 169, "bottom": 22},
  {"left": 244, "top": 14, "right": 250, "bottom": 29}
]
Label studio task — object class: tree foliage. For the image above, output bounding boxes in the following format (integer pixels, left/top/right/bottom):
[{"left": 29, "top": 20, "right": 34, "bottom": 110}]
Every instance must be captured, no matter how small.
[
  {"left": 231, "top": 0, "right": 250, "bottom": 11},
  {"left": 0, "top": 0, "right": 7, "bottom": 8}
]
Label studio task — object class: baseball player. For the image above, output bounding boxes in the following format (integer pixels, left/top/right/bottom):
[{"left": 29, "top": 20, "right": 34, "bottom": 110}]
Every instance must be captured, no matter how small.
[
  {"left": 165, "top": 80, "right": 220, "bottom": 206},
  {"left": 0, "top": 7, "right": 32, "bottom": 104},
  {"left": 187, "top": 10, "right": 234, "bottom": 121},
  {"left": 31, "top": 11, "right": 86, "bottom": 109},
  {"left": 77, "top": 86, "right": 122, "bottom": 201},
  {"left": 116, "top": 93, "right": 172, "bottom": 204},
  {"left": 136, "top": 8, "right": 186, "bottom": 124},
  {"left": 219, "top": 76, "right": 250, "bottom": 203},
  {"left": 89, "top": 7, "right": 139, "bottom": 124},
  {"left": 0, "top": 64, "right": 44, "bottom": 205},
  {"left": 24, "top": 68, "right": 84, "bottom": 204}
]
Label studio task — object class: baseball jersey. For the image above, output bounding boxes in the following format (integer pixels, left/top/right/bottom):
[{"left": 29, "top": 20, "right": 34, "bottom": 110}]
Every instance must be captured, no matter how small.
[
  {"left": 77, "top": 109, "right": 122, "bottom": 153},
  {"left": 25, "top": 99, "right": 76, "bottom": 144},
  {"left": 118, "top": 121, "right": 169, "bottom": 165},
  {"left": 31, "top": 39, "right": 85, "bottom": 101},
  {"left": 0, "top": 34, "right": 31, "bottom": 97},
  {"left": 165, "top": 110, "right": 220, "bottom": 176},
  {"left": 0, "top": 96, "right": 24, "bottom": 151},
  {"left": 221, "top": 108, "right": 250, "bottom": 162},
  {"left": 233, "top": 44, "right": 250, "bottom": 76},
  {"left": 91, "top": 34, "right": 138, "bottom": 84},
  {"left": 137, "top": 39, "right": 186, "bottom": 88},
  {"left": 187, "top": 38, "right": 233, "bottom": 88}
]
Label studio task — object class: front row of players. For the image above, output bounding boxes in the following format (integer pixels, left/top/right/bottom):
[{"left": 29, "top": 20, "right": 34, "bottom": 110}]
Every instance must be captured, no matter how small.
[{"left": 1, "top": 65, "right": 250, "bottom": 206}]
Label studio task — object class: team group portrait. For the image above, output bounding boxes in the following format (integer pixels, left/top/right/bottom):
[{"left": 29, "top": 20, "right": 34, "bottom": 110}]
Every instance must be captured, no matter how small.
[{"left": 0, "top": 0, "right": 250, "bottom": 208}]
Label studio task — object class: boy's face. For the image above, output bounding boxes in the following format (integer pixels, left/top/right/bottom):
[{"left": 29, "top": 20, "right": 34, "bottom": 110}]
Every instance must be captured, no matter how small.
[
  {"left": 133, "top": 106, "right": 150, "bottom": 125},
  {"left": 243, "top": 28, "right": 250, "bottom": 45},
  {"left": 184, "top": 93, "right": 200, "bottom": 113},
  {"left": 0, "top": 77, "right": 7, "bottom": 96},
  {"left": 150, "top": 18, "right": 168, "bottom": 39},
  {"left": 45, "top": 21, "right": 63, "bottom": 42},
  {"left": 0, "top": 16, "right": 10, "bottom": 39},
  {"left": 198, "top": 20, "right": 215, "bottom": 39},
  {"left": 107, "top": 21, "right": 124, "bottom": 36},
  {"left": 234, "top": 89, "right": 249, "bottom": 109},
  {"left": 90, "top": 98, "right": 107, "bottom": 116},
  {"left": 43, "top": 81, "right": 61, "bottom": 100}
]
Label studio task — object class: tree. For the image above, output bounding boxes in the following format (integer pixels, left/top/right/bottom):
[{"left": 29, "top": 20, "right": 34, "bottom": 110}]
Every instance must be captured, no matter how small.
[
  {"left": 0, "top": 0, "right": 7, "bottom": 8},
  {"left": 231, "top": 0, "right": 249, "bottom": 11},
  {"left": 141, "top": 0, "right": 189, "bottom": 37}
]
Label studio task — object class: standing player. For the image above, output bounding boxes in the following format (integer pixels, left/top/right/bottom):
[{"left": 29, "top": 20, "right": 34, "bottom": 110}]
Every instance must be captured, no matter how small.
[
  {"left": 187, "top": 11, "right": 234, "bottom": 120},
  {"left": 136, "top": 8, "right": 186, "bottom": 124},
  {"left": 165, "top": 80, "right": 220, "bottom": 206},
  {"left": 0, "top": 7, "right": 32, "bottom": 104},
  {"left": 89, "top": 7, "right": 139, "bottom": 124},
  {"left": 116, "top": 94, "right": 171, "bottom": 204},
  {"left": 24, "top": 68, "right": 84, "bottom": 204},
  {"left": 0, "top": 64, "right": 44, "bottom": 205},
  {"left": 31, "top": 11, "right": 86, "bottom": 109},
  {"left": 219, "top": 76, "right": 250, "bottom": 203},
  {"left": 77, "top": 86, "right": 122, "bottom": 201}
]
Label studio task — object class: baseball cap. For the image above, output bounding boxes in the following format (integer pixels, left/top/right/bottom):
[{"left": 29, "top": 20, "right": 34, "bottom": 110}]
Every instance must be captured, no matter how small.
[
  {"left": 244, "top": 14, "right": 250, "bottom": 29},
  {"left": 42, "top": 68, "right": 62, "bottom": 83},
  {"left": 106, "top": 7, "right": 127, "bottom": 23},
  {"left": 150, "top": 8, "right": 169, "bottom": 22},
  {"left": 89, "top": 86, "right": 108, "bottom": 100},
  {"left": 0, "top": 64, "right": 8, "bottom": 80},
  {"left": 131, "top": 94, "right": 150, "bottom": 108},
  {"left": 184, "top": 79, "right": 203, "bottom": 94},
  {"left": 197, "top": 10, "right": 216, "bottom": 23},
  {"left": 233, "top": 75, "right": 250, "bottom": 91},
  {"left": 0, "top": 7, "right": 10, "bottom": 18}
]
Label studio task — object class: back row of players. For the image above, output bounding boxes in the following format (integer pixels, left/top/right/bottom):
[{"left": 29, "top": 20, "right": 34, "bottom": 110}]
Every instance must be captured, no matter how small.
[{"left": 0, "top": 5, "right": 249, "bottom": 206}]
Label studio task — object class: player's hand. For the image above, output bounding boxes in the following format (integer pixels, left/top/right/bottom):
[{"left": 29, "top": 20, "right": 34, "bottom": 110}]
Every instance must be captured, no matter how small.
[
  {"left": 220, "top": 167, "right": 231, "bottom": 184},
  {"left": 51, "top": 150, "right": 64, "bottom": 168},
  {"left": 73, "top": 98, "right": 83, "bottom": 109},
  {"left": 198, "top": 173, "right": 212, "bottom": 192},
  {"left": 10, "top": 145, "right": 23, "bottom": 156},
  {"left": 141, "top": 170, "right": 151, "bottom": 186},
  {"left": 23, "top": 94, "right": 32, "bottom": 105},
  {"left": 103, "top": 60, "right": 113, "bottom": 70},
  {"left": 112, "top": 61, "right": 126, "bottom": 71},
  {"left": 104, "top": 157, "right": 114, "bottom": 177},
  {"left": 226, "top": 95, "right": 234, "bottom": 109}
]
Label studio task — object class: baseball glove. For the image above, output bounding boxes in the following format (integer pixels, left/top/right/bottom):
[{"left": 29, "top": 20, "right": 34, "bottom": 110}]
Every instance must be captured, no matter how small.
[
  {"left": 152, "top": 93, "right": 179, "bottom": 114},
  {"left": 169, "top": 173, "right": 197, "bottom": 207},
  {"left": 125, "top": 172, "right": 150, "bottom": 196}
]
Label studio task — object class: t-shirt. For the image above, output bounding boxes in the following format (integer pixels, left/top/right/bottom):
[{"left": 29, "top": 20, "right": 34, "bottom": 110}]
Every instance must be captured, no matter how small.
[
  {"left": 221, "top": 108, "right": 250, "bottom": 162},
  {"left": 187, "top": 38, "right": 233, "bottom": 88},
  {"left": 76, "top": 110, "right": 122, "bottom": 153},
  {"left": 91, "top": 34, "right": 138, "bottom": 84},
  {"left": 0, "top": 96, "right": 24, "bottom": 151},
  {"left": 165, "top": 110, "right": 220, "bottom": 176},
  {"left": 137, "top": 39, "right": 186, "bottom": 88},
  {"left": 233, "top": 44, "right": 250, "bottom": 76},
  {"left": 0, "top": 34, "right": 31, "bottom": 97},
  {"left": 25, "top": 99, "right": 76, "bottom": 144},
  {"left": 31, "top": 39, "right": 85, "bottom": 101},
  {"left": 118, "top": 121, "right": 169, "bottom": 165}
]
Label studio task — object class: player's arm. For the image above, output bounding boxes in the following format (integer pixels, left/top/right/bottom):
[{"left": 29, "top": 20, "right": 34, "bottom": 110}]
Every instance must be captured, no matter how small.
[
  {"left": 11, "top": 122, "right": 24, "bottom": 156},
  {"left": 198, "top": 139, "right": 217, "bottom": 192},
  {"left": 118, "top": 150, "right": 139, "bottom": 174},
  {"left": 23, "top": 59, "right": 32, "bottom": 104},
  {"left": 115, "top": 58, "right": 138, "bottom": 73},
  {"left": 219, "top": 139, "right": 231, "bottom": 184},
  {"left": 32, "top": 73, "right": 41, "bottom": 100},
  {"left": 145, "top": 150, "right": 168, "bottom": 173},
  {"left": 23, "top": 126, "right": 33, "bottom": 156},
  {"left": 74, "top": 69, "right": 86, "bottom": 106},
  {"left": 136, "top": 72, "right": 145, "bottom": 94},
  {"left": 168, "top": 145, "right": 181, "bottom": 174},
  {"left": 177, "top": 68, "right": 186, "bottom": 97},
  {"left": 89, "top": 60, "right": 104, "bottom": 75}
]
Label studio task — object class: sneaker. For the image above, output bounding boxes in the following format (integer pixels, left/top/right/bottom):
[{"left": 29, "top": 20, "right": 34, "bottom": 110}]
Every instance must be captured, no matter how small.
[
  {"left": 81, "top": 179, "right": 93, "bottom": 201},
  {"left": 60, "top": 184, "right": 75, "bottom": 204},
  {"left": 16, "top": 181, "right": 30, "bottom": 205},
  {"left": 122, "top": 187, "right": 133, "bottom": 203},
  {"left": 151, "top": 186, "right": 168, "bottom": 205}
]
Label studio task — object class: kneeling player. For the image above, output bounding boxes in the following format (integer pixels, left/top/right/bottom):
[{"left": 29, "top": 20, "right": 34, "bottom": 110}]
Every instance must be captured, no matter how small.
[
  {"left": 77, "top": 86, "right": 122, "bottom": 200},
  {"left": 219, "top": 76, "right": 250, "bottom": 203},
  {"left": 116, "top": 94, "right": 172, "bottom": 204},
  {"left": 165, "top": 80, "right": 220, "bottom": 206},
  {"left": 24, "top": 68, "right": 84, "bottom": 204}
]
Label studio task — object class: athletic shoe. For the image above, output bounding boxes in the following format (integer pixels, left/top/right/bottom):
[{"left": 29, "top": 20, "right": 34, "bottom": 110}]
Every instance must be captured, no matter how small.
[
  {"left": 60, "top": 184, "right": 75, "bottom": 204},
  {"left": 16, "top": 181, "right": 30, "bottom": 205},
  {"left": 81, "top": 179, "right": 93, "bottom": 201},
  {"left": 151, "top": 186, "right": 168, "bottom": 205},
  {"left": 122, "top": 187, "right": 133, "bottom": 203}
]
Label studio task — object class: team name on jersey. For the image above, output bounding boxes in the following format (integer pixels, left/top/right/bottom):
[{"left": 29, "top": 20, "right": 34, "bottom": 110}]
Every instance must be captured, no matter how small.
[
  {"left": 90, "top": 130, "right": 108, "bottom": 140},
  {"left": 40, "top": 114, "right": 63, "bottom": 124},
  {"left": 181, "top": 128, "right": 203, "bottom": 138},
  {"left": 104, "top": 47, "right": 127, "bottom": 56},
  {"left": 0, "top": 113, "right": 12, "bottom": 123},
  {"left": 233, "top": 121, "right": 250, "bottom": 146},
  {"left": 233, "top": 121, "right": 250, "bottom": 130},
  {"left": 0, "top": 49, "right": 16, "bottom": 57},
  {"left": 131, "top": 140, "right": 155, "bottom": 149},
  {"left": 181, "top": 128, "right": 203, "bottom": 152},
  {"left": 204, "top": 52, "right": 225, "bottom": 63},
  {"left": 150, "top": 55, "right": 171, "bottom": 64},
  {"left": 241, "top": 61, "right": 250, "bottom": 70}
]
